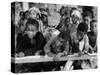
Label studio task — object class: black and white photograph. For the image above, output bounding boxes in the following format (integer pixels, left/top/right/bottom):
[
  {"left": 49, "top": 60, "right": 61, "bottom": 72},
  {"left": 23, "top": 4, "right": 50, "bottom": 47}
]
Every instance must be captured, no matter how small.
[{"left": 11, "top": 1, "right": 98, "bottom": 73}]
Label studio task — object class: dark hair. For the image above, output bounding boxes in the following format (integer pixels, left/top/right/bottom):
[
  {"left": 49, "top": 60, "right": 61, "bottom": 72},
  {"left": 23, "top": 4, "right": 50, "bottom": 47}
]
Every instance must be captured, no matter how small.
[
  {"left": 25, "top": 10, "right": 29, "bottom": 14},
  {"left": 40, "top": 14, "right": 48, "bottom": 25},
  {"left": 65, "top": 17, "right": 70, "bottom": 22},
  {"left": 19, "top": 11, "right": 26, "bottom": 20},
  {"left": 77, "top": 22, "right": 88, "bottom": 33},
  {"left": 26, "top": 18, "right": 39, "bottom": 30},
  {"left": 83, "top": 11, "right": 93, "bottom": 19},
  {"left": 64, "top": 17, "right": 70, "bottom": 27},
  {"left": 90, "top": 20, "right": 97, "bottom": 26},
  {"left": 59, "top": 6, "right": 68, "bottom": 16}
]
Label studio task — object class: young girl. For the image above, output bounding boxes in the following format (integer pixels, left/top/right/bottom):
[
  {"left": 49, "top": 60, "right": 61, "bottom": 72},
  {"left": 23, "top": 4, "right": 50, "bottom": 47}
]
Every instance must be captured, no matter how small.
[{"left": 29, "top": 7, "right": 44, "bottom": 33}]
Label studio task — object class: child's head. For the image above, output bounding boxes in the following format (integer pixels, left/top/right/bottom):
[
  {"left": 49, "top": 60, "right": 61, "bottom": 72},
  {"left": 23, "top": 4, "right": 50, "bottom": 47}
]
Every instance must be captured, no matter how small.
[
  {"left": 19, "top": 11, "right": 26, "bottom": 20},
  {"left": 29, "top": 7, "right": 41, "bottom": 19},
  {"left": 70, "top": 8, "right": 81, "bottom": 24},
  {"left": 25, "top": 18, "right": 39, "bottom": 38},
  {"left": 77, "top": 22, "right": 88, "bottom": 40},
  {"left": 83, "top": 11, "right": 92, "bottom": 25},
  {"left": 90, "top": 20, "right": 97, "bottom": 33},
  {"left": 25, "top": 10, "right": 30, "bottom": 19},
  {"left": 41, "top": 14, "right": 48, "bottom": 25},
  {"left": 65, "top": 17, "right": 70, "bottom": 27},
  {"left": 59, "top": 6, "right": 69, "bottom": 17}
]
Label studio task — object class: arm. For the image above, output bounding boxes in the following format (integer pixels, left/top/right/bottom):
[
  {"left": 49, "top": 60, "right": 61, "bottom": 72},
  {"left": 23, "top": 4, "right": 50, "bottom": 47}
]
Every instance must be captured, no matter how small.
[
  {"left": 16, "top": 34, "right": 25, "bottom": 57},
  {"left": 44, "top": 34, "right": 58, "bottom": 57},
  {"left": 83, "top": 35, "right": 89, "bottom": 53},
  {"left": 93, "top": 40, "right": 97, "bottom": 52},
  {"left": 44, "top": 30, "right": 60, "bottom": 54}
]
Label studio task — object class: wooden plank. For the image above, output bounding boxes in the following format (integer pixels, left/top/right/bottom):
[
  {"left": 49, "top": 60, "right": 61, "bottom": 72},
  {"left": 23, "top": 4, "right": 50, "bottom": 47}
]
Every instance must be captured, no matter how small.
[{"left": 11, "top": 54, "right": 97, "bottom": 64}]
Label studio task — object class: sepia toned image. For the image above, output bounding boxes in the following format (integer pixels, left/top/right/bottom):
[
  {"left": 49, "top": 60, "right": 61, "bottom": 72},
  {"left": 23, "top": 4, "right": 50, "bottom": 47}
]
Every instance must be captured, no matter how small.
[{"left": 11, "top": 2, "right": 97, "bottom": 73}]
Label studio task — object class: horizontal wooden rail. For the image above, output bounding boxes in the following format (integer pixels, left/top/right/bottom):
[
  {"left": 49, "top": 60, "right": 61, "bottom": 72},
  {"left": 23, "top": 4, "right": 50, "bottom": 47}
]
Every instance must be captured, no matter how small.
[{"left": 11, "top": 54, "right": 97, "bottom": 64}]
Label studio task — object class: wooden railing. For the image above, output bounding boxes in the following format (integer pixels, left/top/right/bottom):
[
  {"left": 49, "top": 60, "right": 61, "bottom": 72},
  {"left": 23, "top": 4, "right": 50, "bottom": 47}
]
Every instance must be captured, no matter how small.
[{"left": 11, "top": 53, "right": 97, "bottom": 64}]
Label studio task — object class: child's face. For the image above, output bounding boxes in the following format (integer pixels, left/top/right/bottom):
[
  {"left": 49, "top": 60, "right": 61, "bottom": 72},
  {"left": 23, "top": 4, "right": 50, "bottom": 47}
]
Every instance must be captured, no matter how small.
[
  {"left": 65, "top": 18, "right": 70, "bottom": 26},
  {"left": 29, "top": 12, "right": 37, "bottom": 19},
  {"left": 84, "top": 16, "right": 91, "bottom": 25},
  {"left": 54, "top": 38, "right": 64, "bottom": 53},
  {"left": 42, "top": 14, "right": 48, "bottom": 24},
  {"left": 90, "top": 22, "right": 97, "bottom": 33},
  {"left": 72, "top": 15, "right": 80, "bottom": 24},
  {"left": 25, "top": 12, "right": 30, "bottom": 18},
  {"left": 26, "top": 24, "right": 38, "bottom": 38},
  {"left": 77, "top": 30, "right": 85, "bottom": 41}
]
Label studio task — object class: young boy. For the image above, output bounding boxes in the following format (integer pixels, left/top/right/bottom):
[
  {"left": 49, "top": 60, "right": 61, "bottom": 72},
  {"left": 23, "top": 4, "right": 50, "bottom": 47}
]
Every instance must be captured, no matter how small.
[
  {"left": 64, "top": 22, "right": 90, "bottom": 70},
  {"left": 87, "top": 20, "right": 97, "bottom": 53},
  {"left": 83, "top": 11, "right": 92, "bottom": 32},
  {"left": 16, "top": 18, "right": 46, "bottom": 56},
  {"left": 44, "top": 30, "right": 72, "bottom": 71},
  {"left": 15, "top": 18, "right": 46, "bottom": 73},
  {"left": 71, "top": 22, "right": 89, "bottom": 54},
  {"left": 87, "top": 20, "right": 97, "bottom": 69}
]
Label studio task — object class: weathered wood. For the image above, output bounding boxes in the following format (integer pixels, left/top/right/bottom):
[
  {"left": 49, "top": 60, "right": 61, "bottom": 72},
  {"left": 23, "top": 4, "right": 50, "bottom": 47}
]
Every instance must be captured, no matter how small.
[{"left": 11, "top": 54, "right": 97, "bottom": 64}]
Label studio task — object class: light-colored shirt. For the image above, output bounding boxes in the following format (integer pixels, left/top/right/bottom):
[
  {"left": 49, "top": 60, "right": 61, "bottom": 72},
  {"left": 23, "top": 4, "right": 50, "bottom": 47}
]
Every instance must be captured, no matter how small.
[{"left": 71, "top": 31, "right": 89, "bottom": 52}]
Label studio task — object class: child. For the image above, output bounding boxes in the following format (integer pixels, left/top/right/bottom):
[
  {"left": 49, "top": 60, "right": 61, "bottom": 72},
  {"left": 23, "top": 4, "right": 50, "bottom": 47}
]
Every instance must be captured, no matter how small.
[
  {"left": 71, "top": 22, "right": 89, "bottom": 54},
  {"left": 16, "top": 18, "right": 46, "bottom": 56},
  {"left": 18, "top": 11, "right": 27, "bottom": 33},
  {"left": 87, "top": 20, "right": 97, "bottom": 69},
  {"left": 44, "top": 16, "right": 72, "bottom": 56},
  {"left": 15, "top": 18, "right": 46, "bottom": 73},
  {"left": 56, "top": 6, "right": 70, "bottom": 32},
  {"left": 64, "top": 22, "right": 90, "bottom": 70},
  {"left": 29, "top": 7, "right": 44, "bottom": 33},
  {"left": 69, "top": 8, "right": 82, "bottom": 34},
  {"left": 44, "top": 31, "right": 72, "bottom": 71},
  {"left": 83, "top": 11, "right": 92, "bottom": 32},
  {"left": 87, "top": 20, "right": 97, "bottom": 53}
]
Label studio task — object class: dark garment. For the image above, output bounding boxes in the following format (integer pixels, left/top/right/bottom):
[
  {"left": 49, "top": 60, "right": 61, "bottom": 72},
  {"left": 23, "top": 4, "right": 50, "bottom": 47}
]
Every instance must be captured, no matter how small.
[
  {"left": 72, "top": 42, "right": 80, "bottom": 54},
  {"left": 16, "top": 32, "right": 46, "bottom": 56},
  {"left": 73, "top": 60, "right": 82, "bottom": 70},
  {"left": 87, "top": 31, "right": 97, "bottom": 48},
  {"left": 43, "top": 61, "right": 67, "bottom": 71}
]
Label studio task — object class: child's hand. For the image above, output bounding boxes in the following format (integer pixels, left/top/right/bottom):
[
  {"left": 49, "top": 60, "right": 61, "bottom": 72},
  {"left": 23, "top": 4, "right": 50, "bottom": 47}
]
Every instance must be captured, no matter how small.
[
  {"left": 53, "top": 53, "right": 63, "bottom": 61},
  {"left": 18, "top": 52, "right": 25, "bottom": 57},
  {"left": 93, "top": 46, "right": 97, "bottom": 53},
  {"left": 78, "top": 51, "right": 84, "bottom": 57},
  {"left": 47, "top": 52, "right": 56, "bottom": 57},
  {"left": 35, "top": 50, "right": 42, "bottom": 55},
  {"left": 15, "top": 53, "right": 19, "bottom": 57},
  {"left": 63, "top": 51, "right": 68, "bottom": 56}
]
